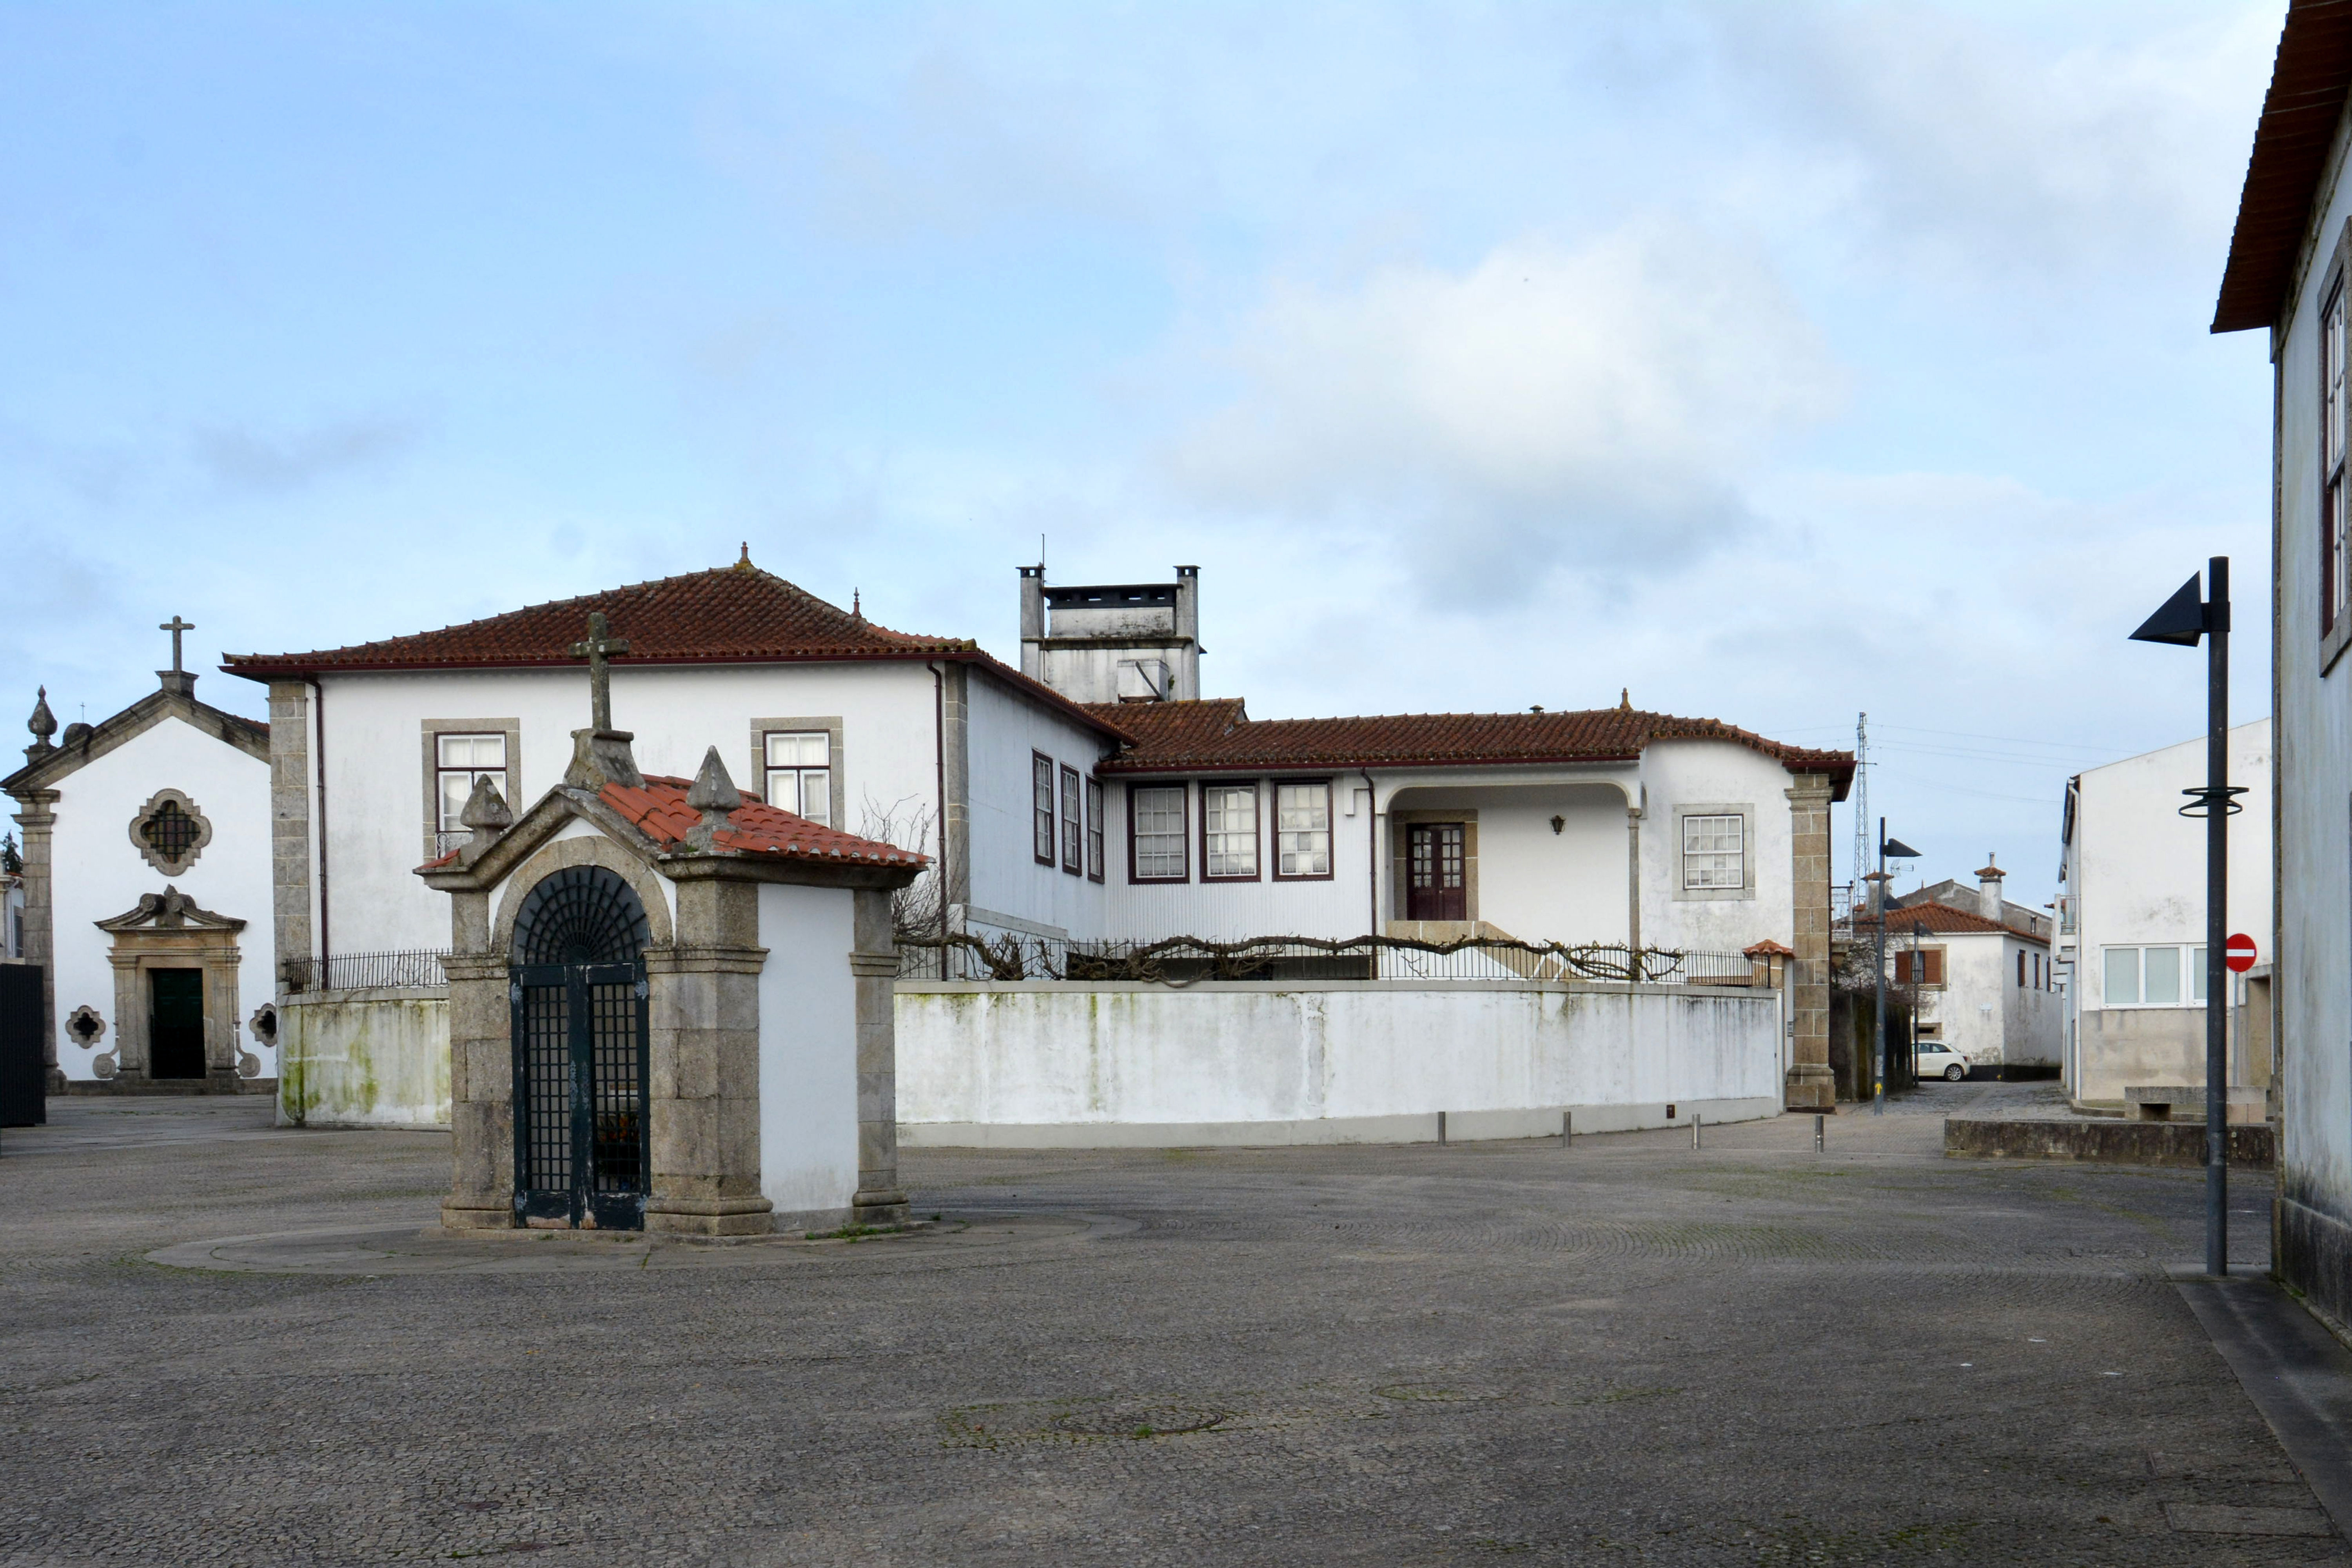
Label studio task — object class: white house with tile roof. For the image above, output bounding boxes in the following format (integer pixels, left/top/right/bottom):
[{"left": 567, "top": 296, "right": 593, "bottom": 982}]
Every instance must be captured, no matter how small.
[
  {"left": 150, "top": 554, "right": 1855, "bottom": 1126},
  {"left": 1868, "top": 869, "right": 2059, "bottom": 1078}
]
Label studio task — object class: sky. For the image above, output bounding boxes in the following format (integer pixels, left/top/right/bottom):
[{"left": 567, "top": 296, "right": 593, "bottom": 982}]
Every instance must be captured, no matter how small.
[{"left": 0, "top": 0, "right": 2287, "bottom": 911}]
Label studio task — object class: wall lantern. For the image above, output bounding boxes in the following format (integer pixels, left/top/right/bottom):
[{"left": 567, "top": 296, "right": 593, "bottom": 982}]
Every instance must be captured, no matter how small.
[{"left": 1550, "top": 815, "right": 1565, "bottom": 835}]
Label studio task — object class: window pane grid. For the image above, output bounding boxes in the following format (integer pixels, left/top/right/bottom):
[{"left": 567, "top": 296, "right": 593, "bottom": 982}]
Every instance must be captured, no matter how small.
[
  {"left": 1085, "top": 779, "right": 1105, "bottom": 880},
  {"left": 1033, "top": 755, "right": 1056, "bottom": 864},
  {"left": 1276, "top": 783, "right": 1330, "bottom": 877},
  {"left": 1204, "top": 785, "right": 1258, "bottom": 878},
  {"left": 1061, "top": 766, "right": 1083, "bottom": 874},
  {"left": 2102, "top": 946, "right": 2210, "bottom": 1006},
  {"left": 435, "top": 733, "right": 508, "bottom": 833},
  {"left": 1133, "top": 786, "right": 1186, "bottom": 879},
  {"left": 1682, "top": 814, "right": 1744, "bottom": 889}
]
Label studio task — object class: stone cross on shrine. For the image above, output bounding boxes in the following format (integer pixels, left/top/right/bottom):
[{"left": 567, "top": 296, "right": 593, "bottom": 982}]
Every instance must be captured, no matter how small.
[
  {"left": 568, "top": 612, "right": 631, "bottom": 732},
  {"left": 157, "top": 615, "right": 197, "bottom": 697}
]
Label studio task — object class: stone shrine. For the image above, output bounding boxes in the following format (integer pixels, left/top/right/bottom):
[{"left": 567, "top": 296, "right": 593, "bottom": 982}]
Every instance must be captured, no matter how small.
[{"left": 417, "top": 656, "right": 926, "bottom": 1234}]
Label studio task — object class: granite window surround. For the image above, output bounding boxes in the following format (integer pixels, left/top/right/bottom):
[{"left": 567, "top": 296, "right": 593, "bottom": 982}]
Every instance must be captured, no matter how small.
[
  {"left": 420, "top": 719, "right": 521, "bottom": 864},
  {"left": 1670, "top": 802, "right": 1757, "bottom": 902},
  {"left": 747, "top": 717, "right": 846, "bottom": 829}
]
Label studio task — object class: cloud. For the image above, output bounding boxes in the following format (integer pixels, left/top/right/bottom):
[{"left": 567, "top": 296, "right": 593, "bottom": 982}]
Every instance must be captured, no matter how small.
[
  {"left": 1162, "top": 219, "right": 1847, "bottom": 599},
  {"left": 189, "top": 414, "right": 425, "bottom": 496},
  {"left": 1707, "top": 2, "right": 2277, "bottom": 280}
]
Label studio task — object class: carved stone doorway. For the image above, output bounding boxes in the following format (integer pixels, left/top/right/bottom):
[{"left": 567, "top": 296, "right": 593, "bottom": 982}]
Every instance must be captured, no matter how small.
[{"left": 94, "top": 888, "right": 249, "bottom": 1091}]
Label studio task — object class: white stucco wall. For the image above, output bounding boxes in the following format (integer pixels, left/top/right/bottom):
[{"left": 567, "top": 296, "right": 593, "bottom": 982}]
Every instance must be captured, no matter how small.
[
  {"left": 2278, "top": 108, "right": 2352, "bottom": 1248},
  {"left": 1907, "top": 930, "right": 2059, "bottom": 1072},
  {"left": 1634, "top": 741, "right": 1798, "bottom": 955},
  {"left": 962, "top": 668, "right": 1117, "bottom": 937},
  {"left": 1086, "top": 740, "right": 1808, "bottom": 955},
  {"left": 303, "top": 662, "right": 945, "bottom": 956},
  {"left": 2063, "top": 720, "right": 2271, "bottom": 1104},
  {"left": 755, "top": 881, "right": 862, "bottom": 1221},
  {"left": 1100, "top": 775, "right": 1377, "bottom": 941},
  {"left": 46, "top": 714, "right": 275, "bottom": 1082},
  {"left": 895, "top": 980, "right": 1782, "bottom": 1145}
]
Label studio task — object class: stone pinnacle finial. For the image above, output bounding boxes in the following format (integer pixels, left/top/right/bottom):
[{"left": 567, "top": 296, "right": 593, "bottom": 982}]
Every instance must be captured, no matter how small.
[
  {"left": 735, "top": 542, "right": 752, "bottom": 570},
  {"left": 1619, "top": 688, "right": 1631, "bottom": 711},
  {"left": 458, "top": 773, "right": 513, "bottom": 834},
  {"left": 685, "top": 746, "right": 742, "bottom": 850},
  {"left": 853, "top": 588, "right": 861, "bottom": 619},
  {"left": 27, "top": 686, "right": 56, "bottom": 747}
]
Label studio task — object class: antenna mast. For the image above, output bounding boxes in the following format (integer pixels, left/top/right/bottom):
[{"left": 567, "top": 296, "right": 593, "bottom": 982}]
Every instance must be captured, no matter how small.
[{"left": 1850, "top": 711, "right": 1870, "bottom": 916}]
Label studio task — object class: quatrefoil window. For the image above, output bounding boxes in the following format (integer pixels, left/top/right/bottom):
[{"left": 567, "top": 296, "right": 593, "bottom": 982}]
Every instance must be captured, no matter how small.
[{"left": 128, "top": 789, "right": 212, "bottom": 876}]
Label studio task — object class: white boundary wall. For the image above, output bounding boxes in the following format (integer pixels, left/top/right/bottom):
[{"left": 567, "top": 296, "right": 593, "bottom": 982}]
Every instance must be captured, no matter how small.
[{"left": 896, "top": 980, "right": 1782, "bottom": 1147}]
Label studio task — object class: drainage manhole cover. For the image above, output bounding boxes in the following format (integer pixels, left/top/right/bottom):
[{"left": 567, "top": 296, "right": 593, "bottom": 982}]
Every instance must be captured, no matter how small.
[
  {"left": 1051, "top": 1404, "right": 1233, "bottom": 1437},
  {"left": 1373, "top": 1381, "right": 1510, "bottom": 1403}
]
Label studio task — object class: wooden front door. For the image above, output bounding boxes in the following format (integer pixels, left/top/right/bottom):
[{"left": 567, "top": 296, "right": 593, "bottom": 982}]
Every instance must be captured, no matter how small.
[
  {"left": 149, "top": 968, "right": 205, "bottom": 1079},
  {"left": 1406, "top": 823, "right": 1467, "bottom": 922}
]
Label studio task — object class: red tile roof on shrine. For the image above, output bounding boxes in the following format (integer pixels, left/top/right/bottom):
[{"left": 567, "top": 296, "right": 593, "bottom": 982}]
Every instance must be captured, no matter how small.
[
  {"left": 1085, "top": 699, "right": 1853, "bottom": 793},
  {"left": 599, "top": 776, "right": 929, "bottom": 867},
  {"left": 224, "top": 563, "right": 971, "bottom": 673}
]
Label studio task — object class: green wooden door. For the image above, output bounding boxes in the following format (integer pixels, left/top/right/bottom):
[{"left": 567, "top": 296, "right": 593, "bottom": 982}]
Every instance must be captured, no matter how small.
[{"left": 149, "top": 969, "right": 205, "bottom": 1080}]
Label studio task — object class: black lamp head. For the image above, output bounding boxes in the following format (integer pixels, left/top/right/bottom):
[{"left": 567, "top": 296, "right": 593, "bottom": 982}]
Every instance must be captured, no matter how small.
[{"left": 2129, "top": 573, "right": 2207, "bottom": 647}]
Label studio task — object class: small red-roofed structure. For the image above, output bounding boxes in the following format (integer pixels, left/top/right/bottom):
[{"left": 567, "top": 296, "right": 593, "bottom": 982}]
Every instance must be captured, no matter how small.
[{"left": 417, "top": 722, "right": 924, "bottom": 1238}]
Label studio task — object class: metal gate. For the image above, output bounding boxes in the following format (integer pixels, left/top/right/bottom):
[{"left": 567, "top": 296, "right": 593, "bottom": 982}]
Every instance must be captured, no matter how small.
[
  {"left": 0, "top": 964, "right": 45, "bottom": 1128},
  {"left": 510, "top": 961, "right": 648, "bottom": 1228},
  {"left": 507, "top": 866, "right": 651, "bottom": 1229}
]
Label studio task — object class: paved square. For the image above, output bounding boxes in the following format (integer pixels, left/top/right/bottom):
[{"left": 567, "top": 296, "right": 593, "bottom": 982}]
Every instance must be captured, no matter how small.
[{"left": 0, "top": 1084, "right": 2337, "bottom": 1565}]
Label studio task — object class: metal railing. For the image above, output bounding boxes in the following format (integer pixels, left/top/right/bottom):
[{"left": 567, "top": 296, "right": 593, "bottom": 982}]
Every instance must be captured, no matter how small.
[
  {"left": 282, "top": 949, "right": 450, "bottom": 993},
  {"left": 896, "top": 932, "right": 1757, "bottom": 987}
]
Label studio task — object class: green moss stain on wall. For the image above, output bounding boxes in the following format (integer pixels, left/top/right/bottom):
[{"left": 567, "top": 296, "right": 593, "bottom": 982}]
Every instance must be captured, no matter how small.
[{"left": 279, "top": 996, "right": 451, "bottom": 1127}]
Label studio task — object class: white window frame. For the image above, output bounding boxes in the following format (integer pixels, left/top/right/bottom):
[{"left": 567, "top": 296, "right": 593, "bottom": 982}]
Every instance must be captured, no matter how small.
[
  {"left": 762, "top": 729, "right": 834, "bottom": 827},
  {"left": 1129, "top": 783, "right": 1188, "bottom": 882},
  {"left": 2100, "top": 944, "right": 2209, "bottom": 1008},
  {"left": 421, "top": 720, "right": 519, "bottom": 861},
  {"left": 1274, "top": 780, "right": 1333, "bottom": 880},
  {"left": 1672, "top": 803, "right": 1755, "bottom": 901},
  {"left": 1202, "top": 781, "right": 1260, "bottom": 881},
  {"left": 1033, "top": 753, "right": 1057, "bottom": 866}
]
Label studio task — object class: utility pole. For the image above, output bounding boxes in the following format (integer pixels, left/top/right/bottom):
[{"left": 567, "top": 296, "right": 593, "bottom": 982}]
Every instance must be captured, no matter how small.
[{"left": 2130, "top": 558, "right": 2238, "bottom": 1278}]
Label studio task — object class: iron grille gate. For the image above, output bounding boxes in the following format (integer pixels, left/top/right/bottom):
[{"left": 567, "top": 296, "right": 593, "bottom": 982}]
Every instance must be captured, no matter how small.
[{"left": 510, "top": 961, "right": 648, "bottom": 1229}]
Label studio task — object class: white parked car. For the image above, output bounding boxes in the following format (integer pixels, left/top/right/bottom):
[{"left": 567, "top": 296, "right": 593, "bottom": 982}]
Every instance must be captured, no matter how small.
[{"left": 1916, "top": 1041, "right": 1969, "bottom": 1082}]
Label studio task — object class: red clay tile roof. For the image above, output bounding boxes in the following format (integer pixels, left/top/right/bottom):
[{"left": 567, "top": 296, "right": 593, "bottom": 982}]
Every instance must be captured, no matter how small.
[
  {"left": 1086, "top": 699, "right": 1853, "bottom": 794},
  {"left": 225, "top": 560, "right": 1127, "bottom": 740},
  {"left": 1856, "top": 902, "right": 2035, "bottom": 940},
  {"left": 2214, "top": 0, "right": 2352, "bottom": 333},
  {"left": 600, "top": 775, "right": 930, "bottom": 867},
  {"left": 1743, "top": 939, "right": 1796, "bottom": 958}
]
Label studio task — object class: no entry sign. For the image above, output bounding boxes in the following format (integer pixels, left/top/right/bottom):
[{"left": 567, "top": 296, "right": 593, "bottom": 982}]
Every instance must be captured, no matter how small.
[{"left": 2226, "top": 933, "right": 2259, "bottom": 974}]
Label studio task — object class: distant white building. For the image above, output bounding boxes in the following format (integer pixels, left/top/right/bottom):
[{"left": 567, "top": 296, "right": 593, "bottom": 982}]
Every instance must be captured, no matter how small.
[
  {"left": 2053, "top": 720, "right": 2272, "bottom": 1112},
  {"left": 1874, "top": 858, "right": 2060, "bottom": 1076},
  {"left": 2, "top": 641, "right": 279, "bottom": 1096}
]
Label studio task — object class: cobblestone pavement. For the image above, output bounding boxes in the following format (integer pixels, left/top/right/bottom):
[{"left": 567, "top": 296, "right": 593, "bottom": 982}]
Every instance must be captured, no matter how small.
[{"left": 0, "top": 1087, "right": 2332, "bottom": 1566}]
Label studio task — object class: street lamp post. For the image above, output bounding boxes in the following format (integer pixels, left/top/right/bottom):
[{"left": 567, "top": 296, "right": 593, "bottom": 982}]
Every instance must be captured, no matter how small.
[
  {"left": 1869, "top": 820, "right": 1922, "bottom": 1116},
  {"left": 2129, "top": 557, "right": 2238, "bottom": 1278}
]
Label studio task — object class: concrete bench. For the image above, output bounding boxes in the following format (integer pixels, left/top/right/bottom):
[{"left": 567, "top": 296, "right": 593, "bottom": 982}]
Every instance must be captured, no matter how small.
[{"left": 2125, "top": 1085, "right": 2269, "bottom": 1125}]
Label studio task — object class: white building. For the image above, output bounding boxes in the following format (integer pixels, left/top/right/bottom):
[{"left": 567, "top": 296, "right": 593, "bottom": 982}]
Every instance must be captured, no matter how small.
[
  {"left": 211, "top": 555, "right": 1852, "bottom": 1125},
  {"left": 2211, "top": 5, "right": 2352, "bottom": 1320},
  {"left": 1872, "top": 860, "right": 2060, "bottom": 1076},
  {"left": 2, "top": 648, "right": 279, "bottom": 1094},
  {"left": 2053, "top": 721, "right": 2273, "bottom": 1112}
]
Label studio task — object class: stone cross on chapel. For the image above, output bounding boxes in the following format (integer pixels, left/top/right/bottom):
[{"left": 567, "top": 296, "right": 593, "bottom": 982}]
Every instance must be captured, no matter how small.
[
  {"left": 158, "top": 615, "right": 196, "bottom": 697},
  {"left": 569, "top": 612, "right": 631, "bottom": 733}
]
